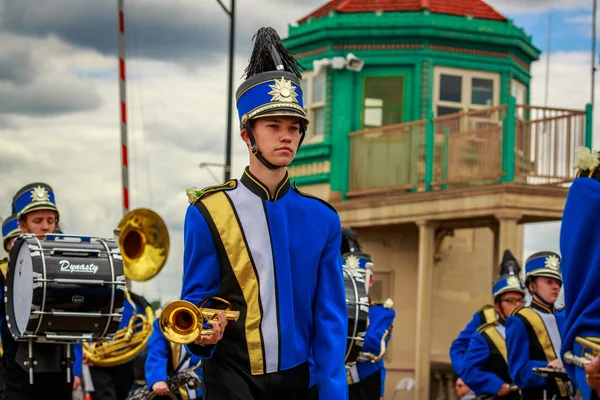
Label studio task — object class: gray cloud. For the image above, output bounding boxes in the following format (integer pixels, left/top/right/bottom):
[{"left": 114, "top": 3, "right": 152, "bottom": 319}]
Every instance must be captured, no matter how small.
[{"left": 0, "top": 0, "right": 324, "bottom": 65}]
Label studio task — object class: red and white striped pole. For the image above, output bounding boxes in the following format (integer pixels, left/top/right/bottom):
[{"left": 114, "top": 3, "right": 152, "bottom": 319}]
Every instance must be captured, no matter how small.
[{"left": 118, "top": 0, "right": 129, "bottom": 216}]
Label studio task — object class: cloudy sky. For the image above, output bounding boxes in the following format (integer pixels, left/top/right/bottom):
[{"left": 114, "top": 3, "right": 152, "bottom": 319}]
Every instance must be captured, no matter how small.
[{"left": 0, "top": 0, "right": 595, "bottom": 303}]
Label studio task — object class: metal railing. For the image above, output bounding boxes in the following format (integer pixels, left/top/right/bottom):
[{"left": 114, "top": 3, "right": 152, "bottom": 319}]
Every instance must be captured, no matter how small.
[{"left": 346, "top": 98, "right": 590, "bottom": 197}]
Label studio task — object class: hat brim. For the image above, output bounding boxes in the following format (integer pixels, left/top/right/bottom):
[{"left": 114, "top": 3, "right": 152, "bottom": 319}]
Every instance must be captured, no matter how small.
[
  {"left": 527, "top": 270, "right": 562, "bottom": 282},
  {"left": 18, "top": 203, "right": 59, "bottom": 218},
  {"left": 251, "top": 109, "right": 309, "bottom": 124},
  {"left": 494, "top": 287, "right": 525, "bottom": 298}
]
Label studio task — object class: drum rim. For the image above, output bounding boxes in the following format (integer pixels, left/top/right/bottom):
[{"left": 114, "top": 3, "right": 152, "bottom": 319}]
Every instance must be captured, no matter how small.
[
  {"left": 343, "top": 266, "right": 368, "bottom": 364},
  {"left": 5, "top": 236, "right": 34, "bottom": 340}
]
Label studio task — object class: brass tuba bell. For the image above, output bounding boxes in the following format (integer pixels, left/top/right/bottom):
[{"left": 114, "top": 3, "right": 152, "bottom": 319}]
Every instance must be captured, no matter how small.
[
  {"left": 83, "top": 208, "right": 169, "bottom": 367},
  {"left": 115, "top": 208, "right": 169, "bottom": 282}
]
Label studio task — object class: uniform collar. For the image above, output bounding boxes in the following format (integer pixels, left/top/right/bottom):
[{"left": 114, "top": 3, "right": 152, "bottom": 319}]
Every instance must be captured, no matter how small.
[
  {"left": 531, "top": 298, "right": 555, "bottom": 314},
  {"left": 240, "top": 167, "right": 290, "bottom": 201}
]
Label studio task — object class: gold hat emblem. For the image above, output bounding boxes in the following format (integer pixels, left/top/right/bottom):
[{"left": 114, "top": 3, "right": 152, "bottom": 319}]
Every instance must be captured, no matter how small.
[
  {"left": 30, "top": 186, "right": 50, "bottom": 202},
  {"left": 507, "top": 276, "right": 520, "bottom": 288},
  {"left": 545, "top": 255, "right": 560, "bottom": 271},
  {"left": 268, "top": 77, "right": 299, "bottom": 104},
  {"left": 345, "top": 255, "right": 360, "bottom": 269}
]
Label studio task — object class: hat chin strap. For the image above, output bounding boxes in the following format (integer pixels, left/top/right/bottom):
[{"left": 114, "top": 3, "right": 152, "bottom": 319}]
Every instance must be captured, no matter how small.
[
  {"left": 243, "top": 122, "right": 305, "bottom": 170},
  {"left": 532, "top": 291, "right": 554, "bottom": 307}
]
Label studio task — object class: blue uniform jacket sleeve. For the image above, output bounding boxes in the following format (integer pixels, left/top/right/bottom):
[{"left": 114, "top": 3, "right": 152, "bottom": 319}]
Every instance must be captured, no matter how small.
[
  {"left": 145, "top": 320, "right": 169, "bottom": 389},
  {"left": 180, "top": 204, "right": 222, "bottom": 358},
  {"left": 450, "top": 312, "right": 483, "bottom": 375},
  {"left": 559, "top": 178, "right": 600, "bottom": 395},
  {"left": 461, "top": 332, "right": 505, "bottom": 395},
  {"left": 313, "top": 218, "right": 348, "bottom": 399},
  {"left": 505, "top": 315, "right": 546, "bottom": 388},
  {"left": 73, "top": 343, "right": 82, "bottom": 377}
]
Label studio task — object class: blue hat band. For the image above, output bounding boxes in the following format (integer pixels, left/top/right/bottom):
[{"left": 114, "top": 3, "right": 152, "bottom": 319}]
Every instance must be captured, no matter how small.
[
  {"left": 237, "top": 78, "right": 306, "bottom": 123},
  {"left": 525, "top": 257, "right": 562, "bottom": 280},
  {"left": 343, "top": 254, "right": 373, "bottom": 270},
  {"left": 2, "top": 217, "right": 19, "bottom": 238},
  {"left": 14, "top": 189, "right": 58, "bottom": 217},
  {"left": 493, "top": 277, "right": 524, "bottom": 298}
]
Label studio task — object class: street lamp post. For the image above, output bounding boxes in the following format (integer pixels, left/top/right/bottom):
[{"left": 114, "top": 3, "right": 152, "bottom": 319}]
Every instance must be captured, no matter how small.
[{"left": 215, "top": 0, "right": 235, "bottom": 181}]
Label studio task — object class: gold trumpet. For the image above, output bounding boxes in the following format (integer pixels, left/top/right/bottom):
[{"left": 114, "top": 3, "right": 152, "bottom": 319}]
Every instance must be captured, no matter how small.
[
  {"left": 159, "top": 297, "right": 240, "bottom": 344},
  {"left": 564, "top": 337, "right": 600, "bottom": 379},
  {"left": 83, "top": 208, "right": 169, "bottom": 367}
]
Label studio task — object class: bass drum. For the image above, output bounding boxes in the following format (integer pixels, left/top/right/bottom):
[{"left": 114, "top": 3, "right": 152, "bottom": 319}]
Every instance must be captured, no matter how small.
[
  {"left": 6, "top": 234, "right": 126, "bottom": 343},
  {"left": 343, "top": 266, "right": 369, "bottom": 365}
]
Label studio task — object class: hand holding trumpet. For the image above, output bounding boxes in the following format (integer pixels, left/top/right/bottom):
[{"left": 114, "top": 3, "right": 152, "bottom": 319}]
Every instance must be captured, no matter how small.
[{"left": 159, "top": 297, "right": 239, "bottom": 345}]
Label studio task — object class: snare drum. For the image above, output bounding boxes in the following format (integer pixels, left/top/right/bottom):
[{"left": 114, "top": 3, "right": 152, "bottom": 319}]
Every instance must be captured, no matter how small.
[
  {"left": 5, "top": 234, "right": 126, "bottom": 343},
  {"left": 343, "top": 266, "right": 369, "bottom": 364}
]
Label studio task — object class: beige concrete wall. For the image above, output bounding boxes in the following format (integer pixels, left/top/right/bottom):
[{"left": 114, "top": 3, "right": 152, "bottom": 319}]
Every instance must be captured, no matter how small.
[
  {"left": 352, "top": 226, "right": 498, "bottom": 399},
  {"left": 430, "top": 228, "right": 495, "bottom": 364}
]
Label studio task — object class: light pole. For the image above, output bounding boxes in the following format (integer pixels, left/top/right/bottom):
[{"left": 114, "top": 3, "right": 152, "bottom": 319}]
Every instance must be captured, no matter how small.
[{"left": 215, "top": 0, "right": 235, "bottom": 181}]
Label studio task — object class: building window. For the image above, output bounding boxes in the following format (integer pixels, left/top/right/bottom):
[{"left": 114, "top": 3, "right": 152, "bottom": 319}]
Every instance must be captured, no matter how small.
[
  {"left": 362, "top": 76, "right": 405, "bottom": 128},
  {"left": 511, "top": 79, "right": 527, "bottom": 118},
  {"left": 433, "top": 67, "right": 500, "bottom": 116},
  {"left": 301, "top": 71, "right": 327, "bottom": 141}
]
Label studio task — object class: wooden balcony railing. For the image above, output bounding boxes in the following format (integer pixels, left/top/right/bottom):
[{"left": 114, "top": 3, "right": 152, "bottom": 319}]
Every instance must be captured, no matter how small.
[{"left": 347, "top": 98, "right": 591, "bottom": 197}]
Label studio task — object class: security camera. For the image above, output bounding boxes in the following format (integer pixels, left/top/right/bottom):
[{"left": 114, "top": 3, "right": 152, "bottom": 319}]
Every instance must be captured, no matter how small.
[{"left": 345, "top": 53, "right": 364, "bottom": 72}]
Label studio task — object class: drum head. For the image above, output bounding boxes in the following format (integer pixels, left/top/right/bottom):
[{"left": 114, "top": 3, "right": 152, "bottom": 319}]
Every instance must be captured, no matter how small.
[{"left": 13, "top": 240, "right": 34, "bottom": 335}]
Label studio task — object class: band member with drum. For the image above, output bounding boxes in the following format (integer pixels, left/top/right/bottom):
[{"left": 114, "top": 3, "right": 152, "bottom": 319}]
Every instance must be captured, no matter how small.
[
  {"left": 505, "top": 252, "right": 568, "bottom": 400},
  {"left": 144, "top": 318, "right": 202, "bottom": 399},
  {"left": 1, "top": 183, "right": 82, "bottom": 399},
  {"left": 180, "top": 26, "right": 347, "bottom": 400},
  {"left": 558, "top": 147, "right": 600, "bottom": 400},
  {"left": 461, "top": 252, "right": 524, "bottom": 400},
  {"left": 340, "top": 236, "right": 395, "bottom": 400}
]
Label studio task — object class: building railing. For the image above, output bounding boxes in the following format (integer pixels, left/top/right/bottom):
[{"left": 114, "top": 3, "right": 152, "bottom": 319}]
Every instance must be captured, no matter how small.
[{"left": 347, "top": 97, "right": 591, "bottom": 197}]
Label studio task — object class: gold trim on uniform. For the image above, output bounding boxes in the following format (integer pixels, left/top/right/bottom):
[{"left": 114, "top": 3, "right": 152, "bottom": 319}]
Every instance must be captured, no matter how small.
[
  {"left": 483, "top": 325, "right": 508, "bottom": 362},
  {"left": 482, "top": 306, "right": 497, "bottom": 325},
  {"left": 202, "top": 192, "right": 265, "bottom": 375}
]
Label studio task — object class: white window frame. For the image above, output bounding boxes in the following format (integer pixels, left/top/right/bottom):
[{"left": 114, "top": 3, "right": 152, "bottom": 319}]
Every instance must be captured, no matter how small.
[
  {"left": 511, "top": 79, "right": 527, "bottom": 118},
  {"left": 301, "top": 70, "right": 326, "bottom": 143},
  {"left": 433, "top": 66, "right": 500, "bottom": 116}
]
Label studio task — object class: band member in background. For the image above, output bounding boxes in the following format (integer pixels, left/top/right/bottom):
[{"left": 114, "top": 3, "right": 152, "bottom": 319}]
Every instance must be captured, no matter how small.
[
  {"left": 2, "top": 213, "right": 20, "bottom": 258},
  {"left": 340, "top": 236, "right": 395, "bottom": 400},
  {"left": 87, "top": 293, "right": 147, "bottom": 400},
  {"left": 1, "top": 183, "right": 82, "bottom": 399},
  {"left": 505, "top": 252, "right": 568, "bottom": 400},
  {"left": 449, "top": 251, "right": 510, "bottom": 383},
  {"left": 461, "top": 251, "right": 524, "bottom": 400},
  {"left": 181, "top": 26, "right": 347, "bottom": 400},
  {"left": 145, "top": 318, "right": 202, "bottom": 399},
  {"left": 559, "top": 147, "right": 600, "bottom": 400}
]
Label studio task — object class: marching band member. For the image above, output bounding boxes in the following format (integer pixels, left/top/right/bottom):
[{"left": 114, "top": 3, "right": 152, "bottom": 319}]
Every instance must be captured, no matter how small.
[
  {"left": 461, "top": 251, "right": 524, "bottom": 400},
  {"left": 505, "top": 252, "right": 568, "bottom": 400},
  {"left": 339, "top": 234, "right": 395, "bottom": 400},
  {"left": 348, "top": 298, "right": 395, "bottom": 400},
  {"left": 2, "top": 213, "right": 20, "bottom": 257},
  {"left": 145, "top": 319, "right": 202, "bottom": 399},
  {"left": 1, "top": 183, "right": 82, "bottom": 400},
  {"left": 559, "top": 147, "right": 600, "bottom": 400},
  {"left": 87, "top": 292, "right": 147, "bottom": 400},
  {"left": 181, "top": 26, "right": 347, "bottom": 399},
  {"left": 449, "top": 251, "right": 510, "bottom": 379}
]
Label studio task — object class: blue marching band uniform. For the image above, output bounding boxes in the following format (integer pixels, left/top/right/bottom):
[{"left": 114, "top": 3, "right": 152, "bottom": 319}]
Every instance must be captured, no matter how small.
[
  {"left": 559, "top": 147, "right": 600, "bottom": 400},
  {"left": 461, "top": 250, "right": 524, "bottom": 400}
]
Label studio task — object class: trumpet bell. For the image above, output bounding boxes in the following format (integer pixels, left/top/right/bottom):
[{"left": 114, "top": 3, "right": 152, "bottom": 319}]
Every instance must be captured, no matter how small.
[
  {"left": 116, "top": 208, "right": 169, "bottom": 282},
  {"left": 159, "top": 300, "right": 201, "bottom": 345}
]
